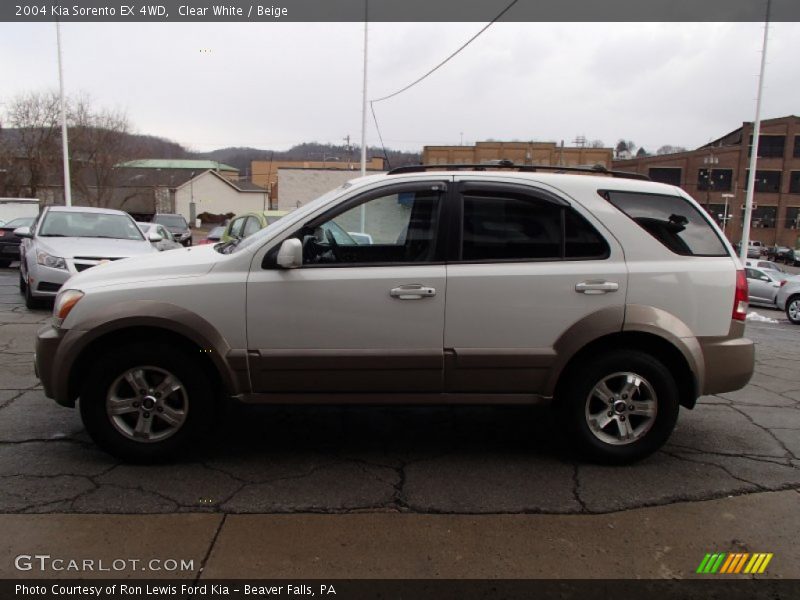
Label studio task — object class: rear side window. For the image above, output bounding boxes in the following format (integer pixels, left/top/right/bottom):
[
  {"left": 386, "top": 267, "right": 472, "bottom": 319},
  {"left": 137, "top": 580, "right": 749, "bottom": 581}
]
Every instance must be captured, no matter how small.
[
  {"left": 460, "top": 190, "right": 609, "bottom": 261},
  {"left": 600, "top": 190, "right": 728, "bottom": 257}
]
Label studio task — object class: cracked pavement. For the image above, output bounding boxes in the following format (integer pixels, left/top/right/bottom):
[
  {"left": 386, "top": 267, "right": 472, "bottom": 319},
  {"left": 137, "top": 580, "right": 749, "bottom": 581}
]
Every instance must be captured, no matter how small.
[{"left": 1, "top": 265, "right": 799, "bottom": 516}]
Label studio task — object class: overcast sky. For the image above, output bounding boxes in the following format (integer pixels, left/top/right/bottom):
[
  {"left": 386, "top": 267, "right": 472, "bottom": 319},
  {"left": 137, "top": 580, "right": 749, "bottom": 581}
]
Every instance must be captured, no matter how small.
[{"left": 1, "top": 21, "right": 798, "bottom": 154}]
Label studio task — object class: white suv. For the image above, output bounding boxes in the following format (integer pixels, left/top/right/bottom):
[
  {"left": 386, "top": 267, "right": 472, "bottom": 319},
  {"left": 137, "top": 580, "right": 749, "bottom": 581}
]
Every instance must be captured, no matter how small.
[{"left": 35, "top": 165, "right": 755, "bottom": 463}]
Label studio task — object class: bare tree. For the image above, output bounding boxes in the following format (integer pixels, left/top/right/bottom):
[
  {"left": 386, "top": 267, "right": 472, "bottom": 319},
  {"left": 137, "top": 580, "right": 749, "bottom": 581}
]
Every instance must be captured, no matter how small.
[
  {"left": 656, "top": 145, "right": 687, "bottom": 155},
  {"left": 589, "top": 139, "right": 605, "bottom": 148},
  {"left": 69, "top": 96, "right": 138, "bottom": 207},
  {"left": 3, "top": 91, "right": 62, "bottom": 198}
]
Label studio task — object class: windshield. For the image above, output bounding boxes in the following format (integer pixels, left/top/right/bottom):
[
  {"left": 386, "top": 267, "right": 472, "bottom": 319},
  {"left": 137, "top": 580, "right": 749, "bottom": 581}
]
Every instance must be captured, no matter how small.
[
  {"left": 226, "top": 185, "right": 350, "bottom": 254},
  {"left": 153, "top": 215, "right": 188, "bottom": 228},
  {"left": 4, "top": 216, "right": 35, "bottom": 229},
  {"left": 39, "top": 211, "right": 145, "bottom": 241}
]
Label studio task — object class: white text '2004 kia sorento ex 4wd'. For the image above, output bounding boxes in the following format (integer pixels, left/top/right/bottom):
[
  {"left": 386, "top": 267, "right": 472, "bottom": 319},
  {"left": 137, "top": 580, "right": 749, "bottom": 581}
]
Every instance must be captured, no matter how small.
[{"left": 35, "top": 164, "right": 755, "bottom": 464}]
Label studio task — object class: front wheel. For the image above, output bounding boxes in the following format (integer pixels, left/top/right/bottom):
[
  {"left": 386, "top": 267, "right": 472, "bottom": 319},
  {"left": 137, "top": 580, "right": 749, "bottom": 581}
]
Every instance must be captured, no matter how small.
[
  {"left": 786, "top": 295, "right": 800, "bottom": 325},
  {"left": 79, "top": 342, "right": 216, "bottom": 462},
  {"left": 558, "top": 349, "right": 680, "bottom": 464}
]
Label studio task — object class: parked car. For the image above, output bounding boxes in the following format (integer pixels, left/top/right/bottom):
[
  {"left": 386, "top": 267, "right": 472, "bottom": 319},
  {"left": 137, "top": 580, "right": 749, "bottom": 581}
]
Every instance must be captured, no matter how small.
[
  {"left": 35, "top": 165, "right": 754, "bottom": 464},
  {"left": 744, "top": 258, "right": 786, "bottom": 273},
  {"left": 744, "top": 266, "right": 787, "bottom": 308},
  {"left": 136, "top": 222, "right": 183, "bottom": 252},
  {"left": 766, "top": 245, "right": 792, "bottom": 262},
  {"left": 198, "top": 225, "right": 225, "bottom": 245},
  {"left": 780, "top": 248, "right": 800, "bottom": 267},
  {"left": 220, "top": 210, "right": 288, "bottom": 243},
  {"left": 152, "top": 214, "right": 192, "bottom": 247},
  {"left": 17, "top": 206, "right": 158, "bottom": 308},
  {"left": 736, "top": 240, "right": 764, "bottom": 259},
  {"left": 777, "top": 276, "right": 800, "bottom": 324},
  {"left": 0, "top": 216, "right": 36, "bottom": 268}
]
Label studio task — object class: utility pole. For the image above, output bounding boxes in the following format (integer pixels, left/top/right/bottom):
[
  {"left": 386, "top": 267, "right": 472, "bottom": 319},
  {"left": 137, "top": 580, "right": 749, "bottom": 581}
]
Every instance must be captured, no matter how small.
[
  {"left": 360, "top": 3, "right": 368, "bottom": 178},
  {"left": 56, "top": 21, "right": 72, "bottom": 206},
  {"left": 740, "top": 0, "right": 771, "bottom": 262}
]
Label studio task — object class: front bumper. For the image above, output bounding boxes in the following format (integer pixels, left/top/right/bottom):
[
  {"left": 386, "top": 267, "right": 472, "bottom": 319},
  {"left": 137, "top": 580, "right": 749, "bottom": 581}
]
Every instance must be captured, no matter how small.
[
  {"left": 35, "top": 324, "right": 86, "bottom": 407},
  {"left": 0, "top": 242, "right": 21, "bottom": 258}
]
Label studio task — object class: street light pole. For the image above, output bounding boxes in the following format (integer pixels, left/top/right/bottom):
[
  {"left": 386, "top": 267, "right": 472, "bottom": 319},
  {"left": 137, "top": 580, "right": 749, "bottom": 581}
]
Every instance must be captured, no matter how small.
[
  {"left": 740, "top": 0, "right": 771, "bottom": 262},
  {"left": 56, "top": 21, "right": 72, "bottom": 207}
]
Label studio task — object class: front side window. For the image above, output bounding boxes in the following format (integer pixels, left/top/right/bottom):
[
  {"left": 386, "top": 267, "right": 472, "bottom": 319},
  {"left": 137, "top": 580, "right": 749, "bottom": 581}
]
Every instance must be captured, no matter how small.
[
  {"left": 601, "top": 190, "right": 728, "bottom": 256},
  {"left": 229, "top": 217, "right": 247, "bottom": 238},
  {"left": 243, "top": 216, "right": 261, "bottom": 238},
  {"left": 298, "top": 188, "right": 442, "bottom": 265},
  {"left": 459, "top": 190, "right": 608, "bottom": 261}
]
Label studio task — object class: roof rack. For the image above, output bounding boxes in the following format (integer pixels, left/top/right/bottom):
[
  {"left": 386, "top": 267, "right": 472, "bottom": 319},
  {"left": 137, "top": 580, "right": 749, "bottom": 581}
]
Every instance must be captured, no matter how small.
[{"left": 387, "top": 160, "right": 650, "bottom": 181}]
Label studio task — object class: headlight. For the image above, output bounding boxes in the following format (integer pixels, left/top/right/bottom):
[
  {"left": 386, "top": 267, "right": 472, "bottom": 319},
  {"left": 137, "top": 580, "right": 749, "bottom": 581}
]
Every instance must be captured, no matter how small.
[
  {"left": 37, "top": 251, "right": 68, "bottom": 270},
  {"left": 53, "top": 289, "right": 84, "bottom": 328}
]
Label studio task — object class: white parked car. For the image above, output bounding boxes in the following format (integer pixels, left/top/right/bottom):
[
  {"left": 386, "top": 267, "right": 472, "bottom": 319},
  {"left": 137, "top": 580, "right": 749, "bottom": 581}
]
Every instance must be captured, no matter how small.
[
  {"left": 744, "top": 266, "right": 788, "bottom": 308},
  {"left": 136, "top": 222, "right": 184, "bottom": 252},
  {"left": 17, "top": 206, "right": 158, "bottom": 308},
  {"left": 34, "top": 165, "right": 755, "bottom": 463}
]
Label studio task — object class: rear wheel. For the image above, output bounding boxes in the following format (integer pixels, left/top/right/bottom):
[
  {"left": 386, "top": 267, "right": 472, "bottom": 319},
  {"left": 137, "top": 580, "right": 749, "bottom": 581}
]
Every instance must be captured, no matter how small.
[
  {"left": 79, "top": 342, "right": 216, "bottom": 462},
  {"left": 786, "top": 295, "right": 800, "bottom": 325},
  {"left": 558, "top": 349, "right": 680, "bottom": 464}
]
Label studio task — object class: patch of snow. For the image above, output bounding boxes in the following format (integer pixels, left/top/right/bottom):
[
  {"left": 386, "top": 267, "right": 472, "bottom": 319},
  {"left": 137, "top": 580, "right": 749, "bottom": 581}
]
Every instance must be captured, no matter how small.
[{"left": 746, "top": 311, "right": 779, "bottom": 324}]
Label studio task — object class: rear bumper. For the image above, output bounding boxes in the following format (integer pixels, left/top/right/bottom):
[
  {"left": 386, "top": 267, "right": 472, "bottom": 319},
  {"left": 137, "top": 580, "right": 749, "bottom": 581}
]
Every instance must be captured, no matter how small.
[{"left": 698, "top": 327, "right": 755, "bottom": 395}]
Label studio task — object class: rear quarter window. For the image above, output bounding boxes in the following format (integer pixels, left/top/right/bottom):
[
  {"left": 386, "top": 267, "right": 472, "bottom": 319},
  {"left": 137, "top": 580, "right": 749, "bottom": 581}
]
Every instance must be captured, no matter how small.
[{"left": 600, "top": 190, "right": 728, "bottom": 257}]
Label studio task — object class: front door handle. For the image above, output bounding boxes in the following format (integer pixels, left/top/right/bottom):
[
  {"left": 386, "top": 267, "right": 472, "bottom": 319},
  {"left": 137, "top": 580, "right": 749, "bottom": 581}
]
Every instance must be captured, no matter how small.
[
  {"left": 575, "top": 280, "right": 619, "bottom": 294},
  {"left": 390, "top": 285, "right": 436, "bottom": 300}
]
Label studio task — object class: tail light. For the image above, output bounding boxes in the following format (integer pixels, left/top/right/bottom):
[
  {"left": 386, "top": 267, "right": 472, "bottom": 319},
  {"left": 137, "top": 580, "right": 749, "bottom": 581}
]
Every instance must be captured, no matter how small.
[
  {"left": 198, "top": 239, "right": 212, "bottom": 245},
  {"left": 733, "top": 269, "right": 748, "bottom": 321}
]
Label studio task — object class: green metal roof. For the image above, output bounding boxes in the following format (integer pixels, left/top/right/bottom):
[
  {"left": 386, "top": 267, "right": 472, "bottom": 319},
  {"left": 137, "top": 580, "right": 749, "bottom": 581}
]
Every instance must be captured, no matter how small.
[{"left": 117, "top": 159, "right": 239, "bottom": 172}]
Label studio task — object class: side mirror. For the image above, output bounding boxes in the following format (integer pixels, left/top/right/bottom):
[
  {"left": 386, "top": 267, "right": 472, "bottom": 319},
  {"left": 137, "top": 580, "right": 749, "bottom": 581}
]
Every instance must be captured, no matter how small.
[
  {"left": 148, "top": 232, "right": 163, "bottom": 242},
  {"left": 276, "top": 238, "right": 303, "bottom": 269},
  {"left": 13, "top": 226, "right": 32, "bottom": 238}
]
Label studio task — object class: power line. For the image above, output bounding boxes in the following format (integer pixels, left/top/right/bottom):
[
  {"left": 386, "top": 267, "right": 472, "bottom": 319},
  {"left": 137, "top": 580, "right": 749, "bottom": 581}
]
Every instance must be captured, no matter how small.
[
  {"left": 370, "top": 0, "right": 519, "bottom": 104},
  {"left": 369, "top": 101, "right": 391, "bottom": 170}
]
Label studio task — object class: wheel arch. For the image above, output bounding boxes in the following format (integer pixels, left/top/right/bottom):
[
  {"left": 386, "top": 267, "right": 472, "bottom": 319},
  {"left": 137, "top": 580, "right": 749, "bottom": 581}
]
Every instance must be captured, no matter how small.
[
  {"left": 553, "top": 330, "right": 699, "bottom": 409},
  {"left": 55, "top": 301, "right": 248, "bottom": 406}
]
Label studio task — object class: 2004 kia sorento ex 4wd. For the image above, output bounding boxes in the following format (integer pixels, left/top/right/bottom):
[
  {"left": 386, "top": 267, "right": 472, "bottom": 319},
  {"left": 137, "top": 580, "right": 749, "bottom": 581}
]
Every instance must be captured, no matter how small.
[{"left": 35, "top": 165, "right": 755, "bottom": 464}]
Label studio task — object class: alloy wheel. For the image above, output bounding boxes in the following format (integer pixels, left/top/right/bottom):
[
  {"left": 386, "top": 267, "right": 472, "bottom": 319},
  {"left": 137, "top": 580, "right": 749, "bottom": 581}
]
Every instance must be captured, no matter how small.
[{"left": 584, "top": 371, "right": 658, "bottom": 446}]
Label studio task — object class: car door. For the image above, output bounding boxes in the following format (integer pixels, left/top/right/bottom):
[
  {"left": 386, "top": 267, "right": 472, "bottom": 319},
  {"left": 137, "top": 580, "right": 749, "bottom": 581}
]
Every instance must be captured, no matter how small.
[
  {"left": 444, "top": 179, "right": 627, "bottom": 393},
  {"left": 746, "top": 267, "right": 772, "bottom": 305},
  {"left": 245, "top": 181, "right": 448, "bottom": 394}
]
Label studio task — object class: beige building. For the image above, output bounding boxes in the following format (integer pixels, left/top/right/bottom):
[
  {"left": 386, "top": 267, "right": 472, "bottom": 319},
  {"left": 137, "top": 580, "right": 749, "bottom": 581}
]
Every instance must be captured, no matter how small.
[
  {"left": 252, "top": 158, "right": 386, "bottom": 203},
  {"left": 277, "top": 168, "right": 385, "bottom": 211},
  {"left": 423, "top": 141, "right": 613, "bottom": 168},
  {"left": 174, "top": 170, "right": 269, "bottom": 224}
]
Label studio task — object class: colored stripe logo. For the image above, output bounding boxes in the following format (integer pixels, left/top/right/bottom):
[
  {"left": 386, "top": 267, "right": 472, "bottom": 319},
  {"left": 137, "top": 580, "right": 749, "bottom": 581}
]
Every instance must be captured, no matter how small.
[{"left": 696, "top": 552, "right": 773, "bottom": 574}]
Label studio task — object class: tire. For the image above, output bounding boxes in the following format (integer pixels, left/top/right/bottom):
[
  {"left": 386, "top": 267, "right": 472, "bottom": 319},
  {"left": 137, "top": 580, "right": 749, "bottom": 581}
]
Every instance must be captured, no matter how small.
[
  {"left": 786, "top": 295, "right": 800, "bottom": 325},
  {"left": 0, "top": 259, "right": 10, "bottom": 268},
  {"left": 19, "top": 272, "right": 26, "bottom": 294},
  {"left": 558, "top": 349, "right": 680, "bottom": 464},
  {"left": 79, "top": 342, "right": 216, "bottom": 463}
]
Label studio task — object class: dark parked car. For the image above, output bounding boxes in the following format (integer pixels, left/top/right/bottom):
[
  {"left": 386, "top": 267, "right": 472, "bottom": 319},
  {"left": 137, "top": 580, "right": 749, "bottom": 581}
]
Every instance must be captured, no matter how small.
[
  {"left": 152, "top": 213, "right": 192, "bottom": 247},
  {"left": 0, "top": 216, "right": 35, "bottom": 267},
  {"left": 766, "top": 245, "right": 792, "bottom": 262}
]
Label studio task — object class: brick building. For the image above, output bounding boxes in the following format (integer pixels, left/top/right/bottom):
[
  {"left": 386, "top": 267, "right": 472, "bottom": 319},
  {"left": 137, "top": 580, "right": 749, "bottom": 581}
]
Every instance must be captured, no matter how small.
[
  {"left": 612, "top": 115, "right": 800, "bottom": 248},
  {"left": 423, "top": 141, "right": 613, "bottom": 169}
]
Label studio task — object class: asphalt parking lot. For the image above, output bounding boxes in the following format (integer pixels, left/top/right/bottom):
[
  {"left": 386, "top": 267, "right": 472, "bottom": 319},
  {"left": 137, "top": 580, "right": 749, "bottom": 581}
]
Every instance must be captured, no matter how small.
[{"left": 1, "top": 263, "right": 800, "bottom": 517}]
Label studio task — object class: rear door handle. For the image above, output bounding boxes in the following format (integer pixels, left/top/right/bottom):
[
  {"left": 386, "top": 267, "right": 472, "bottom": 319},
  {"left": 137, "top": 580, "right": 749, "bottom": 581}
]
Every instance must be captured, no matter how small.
[
  {"left": 390, "top": 285, "right": 436, "bottom": 300},
  {"left": 575, "top": 280, "right": 619, "bottom": 294}
]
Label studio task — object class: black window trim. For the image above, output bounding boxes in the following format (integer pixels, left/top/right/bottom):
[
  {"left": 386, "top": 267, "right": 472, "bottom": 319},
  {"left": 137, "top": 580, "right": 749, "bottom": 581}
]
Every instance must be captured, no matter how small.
[
  {"left": 264, "top": 180, "right": 451, "bottom": 269},
  {"left": 451, "top": 181, "right": 610, "bottom": 265},
  {"left": 598, "top": 188, "right": 730, "bottom": 258}
]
